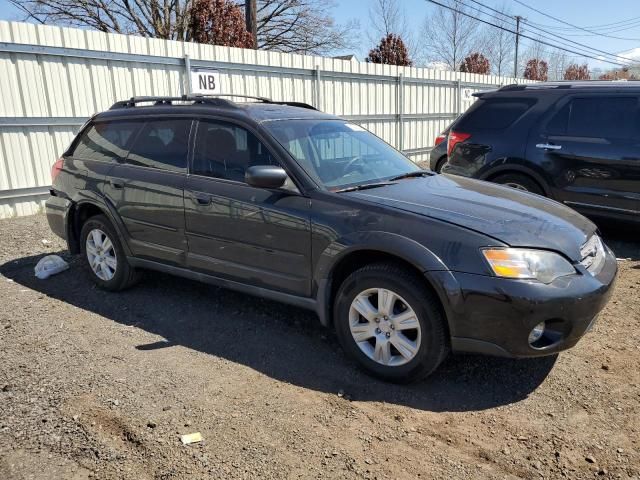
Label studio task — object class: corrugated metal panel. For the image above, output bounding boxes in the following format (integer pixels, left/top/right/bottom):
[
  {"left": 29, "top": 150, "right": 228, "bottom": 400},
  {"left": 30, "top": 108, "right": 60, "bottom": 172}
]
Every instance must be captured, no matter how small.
[{"left": 0, "top": 20, "right": 533, "bottom": 218}]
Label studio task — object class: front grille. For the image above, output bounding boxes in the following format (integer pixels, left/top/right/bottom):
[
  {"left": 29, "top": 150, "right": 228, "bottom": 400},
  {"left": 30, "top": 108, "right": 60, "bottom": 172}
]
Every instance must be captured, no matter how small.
[{"left": 580, "top": 235, "right": 606, "bottom": 275}]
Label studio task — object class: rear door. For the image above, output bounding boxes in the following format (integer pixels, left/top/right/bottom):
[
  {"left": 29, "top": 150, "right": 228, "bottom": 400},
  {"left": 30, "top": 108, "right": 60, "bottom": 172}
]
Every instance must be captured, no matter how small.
[
  {"left": 184, "top": 118, "right": 312, "bottom": 296},
  {"left": 104, "top": 118, "right": 192, "bottom": 266},
  {"left": 528, "top": 94, "right": 640, "bottom": 218}
]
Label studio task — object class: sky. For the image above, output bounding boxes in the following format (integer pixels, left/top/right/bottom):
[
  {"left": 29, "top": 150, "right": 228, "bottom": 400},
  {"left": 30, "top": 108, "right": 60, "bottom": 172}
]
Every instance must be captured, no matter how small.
[
  {"left": 333, "top": 0, "right": 640, "bottom": 71},
  {"left": 1, "top": 0, "right": 639, "bottom": 72}
]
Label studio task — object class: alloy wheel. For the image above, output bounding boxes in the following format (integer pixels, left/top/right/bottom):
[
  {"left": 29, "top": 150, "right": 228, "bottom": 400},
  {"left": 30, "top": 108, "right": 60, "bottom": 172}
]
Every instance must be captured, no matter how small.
[
  {"left": 85, "top": 228, "right": 117, "bottom": 281},
  {"left": 348, "top": 288, "right": 422, "bottom": 367}
]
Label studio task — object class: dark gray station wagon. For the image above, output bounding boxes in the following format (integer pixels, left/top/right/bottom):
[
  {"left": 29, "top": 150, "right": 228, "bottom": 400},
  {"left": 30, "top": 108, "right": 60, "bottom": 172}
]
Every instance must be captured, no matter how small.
[{"left": 46, "top": 95, "right": 617, "bottom": 382}]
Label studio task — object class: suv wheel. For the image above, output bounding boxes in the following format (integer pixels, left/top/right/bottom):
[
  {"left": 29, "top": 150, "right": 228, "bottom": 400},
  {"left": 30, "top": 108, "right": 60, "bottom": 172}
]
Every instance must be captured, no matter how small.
[
  {"left": 334, "top": 263, "right": 448, "bottom": 383},
  {"left": 493, "top": 173, "right": 544, "bottom": 196},
  {"left": 80, "top": 214, "right": 139, "bottom": 291}
]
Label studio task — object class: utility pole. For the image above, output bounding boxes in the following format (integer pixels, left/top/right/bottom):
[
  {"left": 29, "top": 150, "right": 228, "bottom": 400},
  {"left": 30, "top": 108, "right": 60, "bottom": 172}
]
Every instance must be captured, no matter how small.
[
  {"left": 245, "top": 0, "right": 258, "bottom": 49},
  {"left": 514, "top": 15, "right": 522, "bottom": 77}
]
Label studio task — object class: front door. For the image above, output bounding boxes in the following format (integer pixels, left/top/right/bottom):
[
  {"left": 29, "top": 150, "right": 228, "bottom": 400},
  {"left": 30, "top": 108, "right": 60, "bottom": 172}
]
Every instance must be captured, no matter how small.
[
  {"left": 528, "top": 94, "right": 640, "bottom": 219},
  {"left": 184, "top": 119, "right": 312, "bottom": 296},
  {"left": 104, "top": 118, "right": 192, "bottom": 266}
]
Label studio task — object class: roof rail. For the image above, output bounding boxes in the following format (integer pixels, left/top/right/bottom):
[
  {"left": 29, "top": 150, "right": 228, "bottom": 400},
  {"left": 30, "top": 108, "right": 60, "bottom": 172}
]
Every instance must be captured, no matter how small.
[
  {"left": 494, "top": 80, "right": 640, "bottom": 94},
  {"left": 109, "top": 94, "right": 317, "bottom": 111}
]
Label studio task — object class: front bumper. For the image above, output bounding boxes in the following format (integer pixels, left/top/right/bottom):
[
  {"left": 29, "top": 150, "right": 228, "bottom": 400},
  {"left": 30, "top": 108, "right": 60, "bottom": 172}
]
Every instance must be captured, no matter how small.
[{"left": 434, "top": 247, "right": 618, "bottom": 358}]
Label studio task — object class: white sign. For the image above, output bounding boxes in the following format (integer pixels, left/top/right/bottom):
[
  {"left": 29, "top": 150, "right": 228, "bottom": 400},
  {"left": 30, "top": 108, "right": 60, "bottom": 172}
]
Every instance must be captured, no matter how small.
[
  {"left": 190, "top": 69, "right": 221, "bottom": 95},
  {"left": 462, "top": 88, "right": 474, "bottom": 101}
]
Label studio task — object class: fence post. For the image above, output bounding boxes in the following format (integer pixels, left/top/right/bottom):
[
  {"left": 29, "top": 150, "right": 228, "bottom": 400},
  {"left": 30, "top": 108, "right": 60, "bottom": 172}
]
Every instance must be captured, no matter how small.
[
  {"left": 398, "top": 73, "right": 404, "bottom": 153},
  {"left": 184, "top": 54, "right": 192, "bottom": 95},
  {"left": 456, "top": 78, "right": 462, "bottom": 116},
  {"left": 315, "top": 65, "right": 322, "bottom": 110}
]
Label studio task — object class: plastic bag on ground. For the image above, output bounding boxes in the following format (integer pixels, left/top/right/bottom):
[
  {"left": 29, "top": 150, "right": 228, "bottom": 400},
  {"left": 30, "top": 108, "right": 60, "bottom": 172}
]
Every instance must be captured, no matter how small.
[{"left": 34, "top": 255, "right": 69, "bottom": 279}]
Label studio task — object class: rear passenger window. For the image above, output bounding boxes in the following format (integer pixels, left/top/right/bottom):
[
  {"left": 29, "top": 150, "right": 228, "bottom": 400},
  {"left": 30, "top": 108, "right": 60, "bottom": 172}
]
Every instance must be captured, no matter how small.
[
  {"left": 126, "top": 119, "right": 192, "bottom": 172},
  {"left": 192, "top": 120, "right": 278, "bottom": 183},
  {"left": 455, "top": 98, "right": 536, "bottom": 131},
  {"left": 547, "top": 96, "right": 639, "bottom": 139},
  {"left": 72, "top": 121, "right": 139, "bottom": 162}
]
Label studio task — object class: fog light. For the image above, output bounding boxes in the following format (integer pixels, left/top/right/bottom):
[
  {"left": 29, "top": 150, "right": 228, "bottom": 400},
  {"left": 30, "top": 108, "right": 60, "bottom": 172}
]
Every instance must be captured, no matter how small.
[{"left": 528, "top": 322, "right": 546, "bottom": 345}]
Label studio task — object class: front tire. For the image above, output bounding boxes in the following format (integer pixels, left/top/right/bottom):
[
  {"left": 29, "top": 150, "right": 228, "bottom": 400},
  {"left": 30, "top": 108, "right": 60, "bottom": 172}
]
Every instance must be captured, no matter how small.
[
  {"left": 334, "top": 263, "right": 449, "bottom": 383},
  {"left": 80, "top": 214, "right": 139, "bottom": 291}
]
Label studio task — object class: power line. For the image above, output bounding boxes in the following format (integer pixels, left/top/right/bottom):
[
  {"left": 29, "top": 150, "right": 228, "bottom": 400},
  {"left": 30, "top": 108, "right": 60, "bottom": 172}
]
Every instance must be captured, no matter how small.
[
  {"left": 529, "top": 16, "right": 640, "bottom": 32},
  {"left": 525, "top": 19, "right": 640, "bottom": 41},
  {"left": 512, "top": 0, "right": 640, "bottom": 41},
  {"left": 463, "top": 0, "right": 637, "bottom": 65},
  {"left": 423, "top": 0, "right": 630, "bottom": 67}
]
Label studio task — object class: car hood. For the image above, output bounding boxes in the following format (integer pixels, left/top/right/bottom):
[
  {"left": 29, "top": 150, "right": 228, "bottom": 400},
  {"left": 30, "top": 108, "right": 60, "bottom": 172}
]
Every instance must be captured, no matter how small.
[{"left": 348, "top": 174, "right": 596, "bottom": 261}]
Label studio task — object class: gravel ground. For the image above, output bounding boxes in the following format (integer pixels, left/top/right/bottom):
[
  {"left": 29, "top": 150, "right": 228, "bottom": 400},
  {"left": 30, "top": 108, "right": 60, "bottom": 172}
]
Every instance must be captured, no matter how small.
[{"left": 0, "top": 213, "right": 638, "bottom": 480}]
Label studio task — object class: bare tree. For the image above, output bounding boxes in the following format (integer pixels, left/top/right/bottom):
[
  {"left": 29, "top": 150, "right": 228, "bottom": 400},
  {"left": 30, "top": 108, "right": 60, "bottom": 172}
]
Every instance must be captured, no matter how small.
[
  {"left": 547, "top": 49, "right": 571, "bottom": 81},
  {"left": 369, "top": 0, "right": 406, "bottom": 37},
  {"left": 253, "top": 0, "right": 358, "bottom": 55},
  {"left": 519, "top": 36, "right": 547, "bottom": 75},
  {"left": 11, "top": 0, "right": 357, "bottom": 54},
  {"left": 10, "top": 0, "right": 194, "bottom": 39},
  {"left": 481, "top": 4, "right": 514, "bottom": 77},
  {"left": 421, "top": 0, "right": 481, "bottom": 71}
]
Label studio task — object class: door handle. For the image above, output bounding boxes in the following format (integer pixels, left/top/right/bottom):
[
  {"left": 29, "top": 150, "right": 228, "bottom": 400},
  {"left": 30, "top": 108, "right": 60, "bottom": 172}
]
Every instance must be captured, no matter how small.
[
  {"left": 110, "top": 179, "right": 124, "bottom": 189},
  {"left": 536, "top": 143, "right": 562, "bottom": 151},
  {"left": 193, "top": 193, "right": 211, "bottom": 205}
]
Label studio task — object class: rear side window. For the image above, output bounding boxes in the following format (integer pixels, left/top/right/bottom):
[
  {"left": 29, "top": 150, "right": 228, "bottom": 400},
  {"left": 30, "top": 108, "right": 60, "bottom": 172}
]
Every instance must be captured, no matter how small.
[
  {"left": 126, "top": 119, "right": 192, "bottom": 172},
  {"left": 547, "top": 96, "right": 639, "bottom": 139},
  {"left": 72, "top": 121, "right": 140, "bottom": 162},
  {"left": 456, "top": 98, "right": 536, "bottom": 131}
]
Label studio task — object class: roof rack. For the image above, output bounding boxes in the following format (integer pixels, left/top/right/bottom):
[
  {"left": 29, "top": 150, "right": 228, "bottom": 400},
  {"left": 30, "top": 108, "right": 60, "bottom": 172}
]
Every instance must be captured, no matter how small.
[
  {"left": 496, "top": 80, "right": 640, "bottom": 93},
  {"left": 109, "top": 94, "right": 317, "bottom": 111}
]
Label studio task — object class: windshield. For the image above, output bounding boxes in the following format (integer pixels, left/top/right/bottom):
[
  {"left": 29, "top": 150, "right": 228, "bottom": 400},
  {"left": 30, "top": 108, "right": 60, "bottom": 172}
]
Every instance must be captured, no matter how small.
[{"left": 263, "top": 119, "right": 419, "bottom": 190}]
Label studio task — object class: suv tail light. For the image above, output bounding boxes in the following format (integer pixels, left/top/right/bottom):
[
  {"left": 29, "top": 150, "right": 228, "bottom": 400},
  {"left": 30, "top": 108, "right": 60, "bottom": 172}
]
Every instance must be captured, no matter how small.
[
  {"left": 447, "top": 132, "right": 471, "bottom": 156},
  {"left": 434, "top": 133, "right": 446, "bottom": 146},
  {"left": 51, "top": 157, "right": 64, "bottom": 183}
]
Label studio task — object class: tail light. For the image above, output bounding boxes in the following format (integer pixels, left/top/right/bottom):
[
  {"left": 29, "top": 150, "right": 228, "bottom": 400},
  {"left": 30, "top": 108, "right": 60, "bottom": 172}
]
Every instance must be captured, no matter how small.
[
  {"left": 51, "top": 157, "right": 64, "bottom": 183},
  {"left": 434, "top": 133, "right": 446, "bottom": 146},
  {"left": 447, "top": 131, "right": 471, "bottom": 156}
]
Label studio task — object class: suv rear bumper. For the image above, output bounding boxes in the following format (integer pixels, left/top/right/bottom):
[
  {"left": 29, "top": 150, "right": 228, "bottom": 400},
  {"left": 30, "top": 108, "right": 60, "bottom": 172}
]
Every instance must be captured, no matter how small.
[
  {"left": 435, "top": 248, "right": 617, "bottom": 358},
  {"left": 45, "top": 194, "right": 71, "bottom": 241}
]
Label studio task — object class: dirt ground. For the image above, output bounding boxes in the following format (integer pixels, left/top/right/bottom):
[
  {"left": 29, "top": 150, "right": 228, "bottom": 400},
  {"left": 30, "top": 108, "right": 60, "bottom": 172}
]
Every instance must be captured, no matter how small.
[{"left": 0, "top": 214, "right": 638, "bottom": 480}]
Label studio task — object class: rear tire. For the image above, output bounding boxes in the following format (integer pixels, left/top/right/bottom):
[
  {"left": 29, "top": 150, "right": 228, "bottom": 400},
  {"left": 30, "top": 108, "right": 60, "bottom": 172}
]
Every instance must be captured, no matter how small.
[
  {"left": 435, "top": 156, "right": 447, "bottom": 173},
  {"left": 334, "top": 262, "right": 449, "bottom": 383},
  {"left": 80, "top": 214, "right": 140, "bottom": 291},
  {"left": 492, "top": 173, "right": 544, "bottom": 196}
]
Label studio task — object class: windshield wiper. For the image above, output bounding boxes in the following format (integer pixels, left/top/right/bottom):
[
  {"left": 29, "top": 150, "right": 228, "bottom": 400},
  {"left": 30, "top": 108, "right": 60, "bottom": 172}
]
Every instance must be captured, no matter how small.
[
  {"left": 334, "top": 181, "right": 396, "bottom": 193},
  {"left": 389, "top": 170, "right": 433, "bottom": 181}
]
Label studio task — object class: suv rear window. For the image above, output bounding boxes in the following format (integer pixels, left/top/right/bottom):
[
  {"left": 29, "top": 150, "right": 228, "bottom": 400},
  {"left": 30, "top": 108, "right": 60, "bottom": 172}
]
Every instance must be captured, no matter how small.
[
  {"left": 455, "top": 98, "right": 536, "bottom": 131},
  {"left": 547, "top": 96, "right": 639, "bottom": 139},
  {"left": 71, "top": 121, "right": 140, "bottom": 162}
]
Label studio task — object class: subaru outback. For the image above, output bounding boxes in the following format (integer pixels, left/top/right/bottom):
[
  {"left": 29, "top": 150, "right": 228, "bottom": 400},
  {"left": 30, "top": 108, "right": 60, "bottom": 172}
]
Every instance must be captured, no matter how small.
[{"left": 46, "top": 95, "right": 617, "bottom": 382}]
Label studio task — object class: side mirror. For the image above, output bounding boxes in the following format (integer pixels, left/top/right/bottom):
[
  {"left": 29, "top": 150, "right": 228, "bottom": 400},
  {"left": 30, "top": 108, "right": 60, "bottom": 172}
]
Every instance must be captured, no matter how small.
[{"left": 245, "top": 165, "right": 288, "bottom": 189}]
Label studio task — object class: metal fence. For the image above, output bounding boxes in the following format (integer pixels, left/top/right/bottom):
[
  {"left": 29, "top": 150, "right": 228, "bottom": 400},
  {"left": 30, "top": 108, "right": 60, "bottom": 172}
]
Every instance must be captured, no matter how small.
[{"left": 0, "top": 20, "right": 531, "bottom": 218}]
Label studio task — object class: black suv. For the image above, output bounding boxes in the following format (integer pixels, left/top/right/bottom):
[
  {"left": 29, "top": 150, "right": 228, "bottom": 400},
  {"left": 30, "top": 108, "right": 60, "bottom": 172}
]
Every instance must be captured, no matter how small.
[
  {"left": 46, "top": 95, "right": 617, "bottom": 382},
  {"left": 442, "top": 81, "right": 640, "bottom": 225}
]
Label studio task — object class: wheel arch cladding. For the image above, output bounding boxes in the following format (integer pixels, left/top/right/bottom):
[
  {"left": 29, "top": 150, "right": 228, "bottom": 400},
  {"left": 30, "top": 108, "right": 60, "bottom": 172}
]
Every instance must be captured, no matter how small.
[
  {"left": 313, "top": 231, "right": 453, "bottom": 329},
  {"left": 69, "top": 195, "right": 131, "bottom": 256}
]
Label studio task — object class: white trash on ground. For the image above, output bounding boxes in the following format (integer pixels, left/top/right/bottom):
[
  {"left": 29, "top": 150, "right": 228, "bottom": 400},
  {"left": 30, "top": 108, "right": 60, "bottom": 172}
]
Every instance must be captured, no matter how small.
[
  {"left": 34, "top": 255, "right": 69, "bottom": 279},
  {"left": 179, "top": 432, "right": 203, "bottom": 445}
]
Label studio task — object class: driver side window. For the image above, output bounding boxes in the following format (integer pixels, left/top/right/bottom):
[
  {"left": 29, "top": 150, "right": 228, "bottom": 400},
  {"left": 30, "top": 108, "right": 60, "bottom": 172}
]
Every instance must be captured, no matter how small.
[{"left": 192, "top": 120, "right": 279, "bottom": 183}]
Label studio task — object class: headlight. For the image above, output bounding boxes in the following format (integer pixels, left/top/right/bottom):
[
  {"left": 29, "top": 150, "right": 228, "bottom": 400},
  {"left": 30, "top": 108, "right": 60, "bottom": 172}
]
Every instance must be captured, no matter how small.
[{"left": 482, "top": 248, "right": 576, "bottom": 284}]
